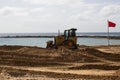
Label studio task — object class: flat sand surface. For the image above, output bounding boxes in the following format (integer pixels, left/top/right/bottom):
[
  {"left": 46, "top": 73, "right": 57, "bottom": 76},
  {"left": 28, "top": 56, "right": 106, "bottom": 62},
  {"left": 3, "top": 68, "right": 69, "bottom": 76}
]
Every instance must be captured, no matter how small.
[{"left": 0, "top": 45, "right": 120, "bottom": 80}]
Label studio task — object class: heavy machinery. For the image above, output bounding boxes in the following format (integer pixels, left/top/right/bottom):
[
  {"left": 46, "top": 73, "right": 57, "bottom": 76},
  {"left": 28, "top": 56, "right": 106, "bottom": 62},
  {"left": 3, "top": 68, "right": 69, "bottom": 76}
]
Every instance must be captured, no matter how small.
[{"left": 46, "top": 28, "right": 77, "bottom": 49}]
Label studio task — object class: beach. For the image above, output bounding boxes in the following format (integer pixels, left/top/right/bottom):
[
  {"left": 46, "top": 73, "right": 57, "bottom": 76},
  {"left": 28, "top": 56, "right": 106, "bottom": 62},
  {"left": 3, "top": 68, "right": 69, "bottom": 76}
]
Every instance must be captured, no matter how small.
[
  {"left": 0, "top": 0, "right": 120, "bottom": 79},
  {"left": 0, "top": 45, "right": 120, "bottom": 80}
]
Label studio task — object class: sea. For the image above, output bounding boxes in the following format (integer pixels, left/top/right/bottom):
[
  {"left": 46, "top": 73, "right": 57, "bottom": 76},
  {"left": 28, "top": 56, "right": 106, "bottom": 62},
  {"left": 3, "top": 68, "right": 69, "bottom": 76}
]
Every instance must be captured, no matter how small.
[{"left": 0, "top": 32, "right": 120, "bottom": 48}]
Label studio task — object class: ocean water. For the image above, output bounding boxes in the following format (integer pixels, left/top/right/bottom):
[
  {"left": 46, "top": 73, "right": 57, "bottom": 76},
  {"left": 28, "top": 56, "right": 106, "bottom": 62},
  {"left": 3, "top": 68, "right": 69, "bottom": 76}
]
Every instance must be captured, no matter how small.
[
  {"left": 0, "top": 38, "right": 53, "bottom": 48},
  {"left": 0, "top": 33, "right": 120, "bottom": 48},
  {"left": 0, "top": 37, "right": 120, "bottom": 48}
]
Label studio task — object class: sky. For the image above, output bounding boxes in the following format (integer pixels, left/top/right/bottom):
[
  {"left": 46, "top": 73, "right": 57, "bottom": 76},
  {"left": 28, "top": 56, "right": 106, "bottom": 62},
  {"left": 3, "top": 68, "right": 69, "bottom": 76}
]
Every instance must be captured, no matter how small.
[{"left": 0, "top": 0, "right": 120, "bottom": 33}]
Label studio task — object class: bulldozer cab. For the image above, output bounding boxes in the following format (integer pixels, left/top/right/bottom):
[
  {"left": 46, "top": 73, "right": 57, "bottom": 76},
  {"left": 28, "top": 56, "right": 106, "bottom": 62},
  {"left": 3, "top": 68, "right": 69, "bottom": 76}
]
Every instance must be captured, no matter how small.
[
  {"left": 63, "top": 28, "right": 77, "bottom": 49},
  {"left": 64, "top": 28, "right": 77, "bottom": 40}
]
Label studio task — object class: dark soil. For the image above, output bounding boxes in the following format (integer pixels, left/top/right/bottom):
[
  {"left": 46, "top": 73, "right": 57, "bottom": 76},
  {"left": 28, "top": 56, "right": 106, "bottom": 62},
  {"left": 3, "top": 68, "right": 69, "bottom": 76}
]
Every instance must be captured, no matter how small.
[{"left": 69, "top": 64, "right": 120, "bottom": 70}]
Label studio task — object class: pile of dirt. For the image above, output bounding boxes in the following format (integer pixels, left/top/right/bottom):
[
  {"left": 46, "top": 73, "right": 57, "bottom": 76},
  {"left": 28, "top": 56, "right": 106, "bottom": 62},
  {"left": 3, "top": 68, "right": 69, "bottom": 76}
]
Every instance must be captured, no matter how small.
[
  {"left": 57, "top": 51, "right": 100, "bottom": 62},
  {"left": 83, "top": 48, "right": 120, "bottom": 62},
  {"left": 0, "top": 45, "right": 120, "bottom": 67},
  {"left": 0, "top": 46, "right": 104, "bottom": 67}
]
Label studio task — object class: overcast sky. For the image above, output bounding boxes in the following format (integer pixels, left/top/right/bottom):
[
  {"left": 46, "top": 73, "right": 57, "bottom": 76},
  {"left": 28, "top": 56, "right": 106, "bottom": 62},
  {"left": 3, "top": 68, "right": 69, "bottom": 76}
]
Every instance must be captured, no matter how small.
[{"left": 0, "top": 0, "right": 120, "bottom": 33}]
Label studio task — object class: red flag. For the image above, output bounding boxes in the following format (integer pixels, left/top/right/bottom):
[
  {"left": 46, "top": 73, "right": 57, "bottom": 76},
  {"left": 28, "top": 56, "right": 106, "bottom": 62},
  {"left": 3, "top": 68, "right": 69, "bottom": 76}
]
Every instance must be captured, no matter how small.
[{"left": 108, "top": 21, "right": 116, "bottom": 27}]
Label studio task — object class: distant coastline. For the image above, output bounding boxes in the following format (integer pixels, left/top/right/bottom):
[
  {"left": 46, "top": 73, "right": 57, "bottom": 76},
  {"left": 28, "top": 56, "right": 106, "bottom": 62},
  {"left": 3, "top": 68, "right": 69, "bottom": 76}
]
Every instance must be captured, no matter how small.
[
  {"left": 0, "top": 36, "right": 120, "bottom": 39},
  {"left": 0, "top": 32, "right": 120, "bottom": 39}
]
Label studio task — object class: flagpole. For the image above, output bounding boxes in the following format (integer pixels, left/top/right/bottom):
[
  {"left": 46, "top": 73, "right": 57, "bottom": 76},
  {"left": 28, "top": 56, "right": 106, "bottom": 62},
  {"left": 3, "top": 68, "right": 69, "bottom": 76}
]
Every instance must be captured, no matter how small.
[
  {"left": 107, "top": 20, "right": 116, "bottom": 46},
  {"left": 107, "top": 20, "right": 110, "bottom": 46}
]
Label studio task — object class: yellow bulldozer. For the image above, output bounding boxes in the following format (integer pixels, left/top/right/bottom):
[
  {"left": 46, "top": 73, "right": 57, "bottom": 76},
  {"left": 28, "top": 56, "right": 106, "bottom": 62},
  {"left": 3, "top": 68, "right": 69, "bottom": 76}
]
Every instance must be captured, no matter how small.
[{"left": 46, "top": 28, "right": 77, "bottom": 49}]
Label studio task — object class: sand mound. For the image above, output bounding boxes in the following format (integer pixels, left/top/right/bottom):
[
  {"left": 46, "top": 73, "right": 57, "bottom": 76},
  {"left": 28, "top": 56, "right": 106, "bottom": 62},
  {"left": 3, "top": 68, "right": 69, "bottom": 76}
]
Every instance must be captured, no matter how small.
[
  {"left": 0, "top": 45, "right": 120, "bottom": 67},
  {"left": 83, "top": 48, "right": 120, "bottom": 62},
  {"left": 0, "top": 45, "right": 119, "bottom": 66}
]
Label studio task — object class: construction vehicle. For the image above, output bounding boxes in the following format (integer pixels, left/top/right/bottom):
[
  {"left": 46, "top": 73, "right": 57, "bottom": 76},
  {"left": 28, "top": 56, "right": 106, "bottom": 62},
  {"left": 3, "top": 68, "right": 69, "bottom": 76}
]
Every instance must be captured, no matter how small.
[{"left": 46, "top": 28, "right": 77, "bottom": 49}]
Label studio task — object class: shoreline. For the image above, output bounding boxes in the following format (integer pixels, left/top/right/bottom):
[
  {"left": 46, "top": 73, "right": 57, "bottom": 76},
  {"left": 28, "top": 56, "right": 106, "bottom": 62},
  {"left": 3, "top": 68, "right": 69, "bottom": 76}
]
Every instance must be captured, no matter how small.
[{"left": 0, "top": 36, "right": 120, "bottom": 39}]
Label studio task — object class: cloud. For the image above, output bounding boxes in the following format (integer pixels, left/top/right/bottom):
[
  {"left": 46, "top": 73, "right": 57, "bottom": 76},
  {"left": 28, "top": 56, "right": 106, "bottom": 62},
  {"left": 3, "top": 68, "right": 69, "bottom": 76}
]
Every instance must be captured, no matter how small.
[
  {"left": 0, "top": 7, "right": 29, "bottom": 16},
  {"left": 0, "top": 0, "right": 120, "bottom": 32},
  {"left": 23, "top": 0, "right": 84, "bottom": 6},
  {"left": 100, "top": 5, "right": 120, "bottom": 17}
]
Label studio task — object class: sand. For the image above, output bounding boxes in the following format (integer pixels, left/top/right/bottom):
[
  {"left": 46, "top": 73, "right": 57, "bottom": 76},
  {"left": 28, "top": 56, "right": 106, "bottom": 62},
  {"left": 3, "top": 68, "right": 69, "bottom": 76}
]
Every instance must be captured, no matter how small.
[{"left": 0, "top": 45, "right": 120, "bottom": 80}]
